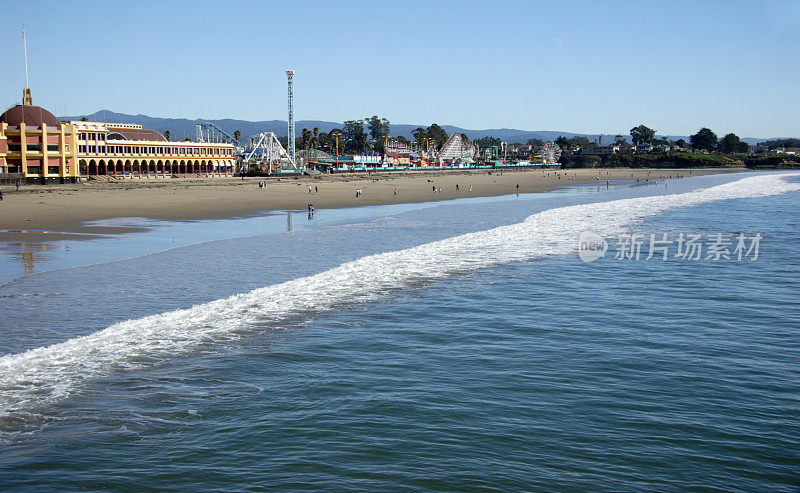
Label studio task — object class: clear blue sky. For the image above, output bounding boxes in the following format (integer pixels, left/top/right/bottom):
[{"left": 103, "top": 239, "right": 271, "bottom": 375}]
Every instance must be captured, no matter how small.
[{"left": 2, "top": 0, "right": 798, "bottom": 138}]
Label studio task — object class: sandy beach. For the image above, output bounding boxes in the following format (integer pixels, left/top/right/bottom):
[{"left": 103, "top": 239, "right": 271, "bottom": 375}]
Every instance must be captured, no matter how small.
[{"left": 0, "top": 168, "right": 741, "bottom": 240}]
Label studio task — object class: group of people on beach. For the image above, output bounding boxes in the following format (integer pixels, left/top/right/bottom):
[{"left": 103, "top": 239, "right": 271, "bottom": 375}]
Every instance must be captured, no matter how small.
[
  {"left": 428, "top": 183, "right": 476, "bottom": 193},
  {"left": 258, "top": 181, "right": 268, "bottom": 190}
]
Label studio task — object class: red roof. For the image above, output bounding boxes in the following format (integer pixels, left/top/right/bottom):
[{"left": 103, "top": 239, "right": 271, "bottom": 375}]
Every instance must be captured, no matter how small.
[
  {"left": 106, "top": 128, "right": 166, "bottom": 142},
  {"left": 0, "top": 105, "right": 60, "bottom": 127}
]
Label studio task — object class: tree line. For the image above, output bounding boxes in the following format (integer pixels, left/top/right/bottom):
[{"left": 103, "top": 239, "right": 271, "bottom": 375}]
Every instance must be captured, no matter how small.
[
  {"left": 553, "top": 125, "right": 752, "bottom": 154},
  {"left": 633, "top": 124, "right": 749, "bottom": 153},
  {"left": 227, "top": 119, "right": 780, "bottom": 157},
  {"left": 290, "top": 119, "right": 459, "bottom": 155},
  {"left": 295, "top": 116, "right": 391, "bottom": 155}
]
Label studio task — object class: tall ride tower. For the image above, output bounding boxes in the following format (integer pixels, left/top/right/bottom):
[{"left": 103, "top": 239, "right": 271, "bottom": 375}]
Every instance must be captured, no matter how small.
[{"left": 286, "top": 70, "right": 295, "bottom": 165}]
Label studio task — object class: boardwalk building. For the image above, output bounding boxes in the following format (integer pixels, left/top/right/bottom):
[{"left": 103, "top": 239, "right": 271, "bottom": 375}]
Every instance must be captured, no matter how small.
[
  {"left": 0, "top": 90, "right": 79, "bottom": 183},
  {"left": 1, "top": 89, "right": 235, "bottom": 183},
  {"left": 72, "top": 121, "right": 235, "bottom": 177}
]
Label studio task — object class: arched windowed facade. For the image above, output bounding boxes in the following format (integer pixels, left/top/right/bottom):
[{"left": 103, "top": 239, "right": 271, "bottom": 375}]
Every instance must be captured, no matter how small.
[{"left": 2, "top": 102, "right": 236, "bottom": 183}]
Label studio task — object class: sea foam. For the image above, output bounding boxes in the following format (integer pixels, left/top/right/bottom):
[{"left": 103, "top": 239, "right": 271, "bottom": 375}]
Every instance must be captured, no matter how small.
[{"left": 1, "top": 172, "right": 799, "bottom": 425}]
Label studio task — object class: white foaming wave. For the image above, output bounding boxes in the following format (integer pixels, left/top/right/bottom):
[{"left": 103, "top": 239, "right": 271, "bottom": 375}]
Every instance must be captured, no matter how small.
[{"left": 1, "top": 172, "right": 799, "bottom": 422}]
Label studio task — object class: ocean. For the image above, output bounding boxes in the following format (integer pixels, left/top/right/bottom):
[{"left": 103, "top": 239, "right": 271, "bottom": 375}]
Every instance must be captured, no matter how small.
[{"left": 1, "top": 171, "right": 798, "bottom": 491}]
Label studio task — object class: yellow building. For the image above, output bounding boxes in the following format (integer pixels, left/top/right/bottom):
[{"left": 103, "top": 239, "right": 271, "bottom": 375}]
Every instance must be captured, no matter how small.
[
  {"left": 0, "top": 89, "right": 235, "bottom": 183},
  {"left": 72, "top": 121, "right": 235, "bottom": 177},
  {"left": 0, "top": 127, "right": 7, "bottom": 175},
  {"left": 0, "top": 89, "right": 78, "bottom": 183}
]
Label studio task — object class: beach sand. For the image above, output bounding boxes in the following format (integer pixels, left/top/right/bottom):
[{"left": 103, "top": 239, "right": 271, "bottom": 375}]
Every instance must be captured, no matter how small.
[{"left": 0, "top": 168, "right": 741, "bottom": 240}]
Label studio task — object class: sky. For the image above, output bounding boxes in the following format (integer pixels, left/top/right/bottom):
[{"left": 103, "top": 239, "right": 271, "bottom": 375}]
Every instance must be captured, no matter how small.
[{"left": 1, "top": 0, "right": 798, "bottom": 138}]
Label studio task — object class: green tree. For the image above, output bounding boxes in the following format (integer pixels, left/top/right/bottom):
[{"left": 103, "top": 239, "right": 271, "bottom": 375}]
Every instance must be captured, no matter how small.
[
  {"left": 164, "top": 130, "right": 171, "bottom": 141},
  {"left": 323, "top": 128, "right": 342, "bottom": 154},
  {"left": 312, "top": 127, "right": 319, "bottom": 149},
  {"left": 427, "top": 123, "right": 449, "bottom": 149},
  {"left": 718, "top": 133, "right": 749, "bottom": 153},
  {"left": 527, "top": 138, "right": 544, "bottom": 146},
  {"left": 761, "top": 138, "right": 800, "bottom": 149},
  {"left": 411, "top": 127, "right": 427, "bottom": 145},
  {"left": 555, "top": 136, "right": 570, "bottom": 148},
  {"left": 367, "top": 115, "right": 390, "bottom": 140},
  {"left": 300, "top": 128, "right": 313, "bottom": 149},
  {"left": 234, "top": 130, "right": 241, "bottom": 141},
  {"left": 630, "top": 125, "right": 656, "bottom": 145},
  {"left": 343, "top": 120, "right": 367, "bottom": 153},
  {"left": 738, "top": 141, "right": 749, "bottom": 153},
  {"left": 690, "top": 127, "right": 718, "bottom": 151},
  {"left": 571, "top": 136, "right": 593, "bottom": 148},
  {"left": 317, "top": 132, "right": 330, "bottom": 152},
  {"left": 614, "top": 134, "right": 626, "bottom": 145},
  {"left": 366, "top": 116, "right": 390, "bottom": 153},
  {"left": 476, "top": 136, "right": 502, "bottom": 147},
  {"left": 675, "top": 138, "right": 687, "bottom": 148}
]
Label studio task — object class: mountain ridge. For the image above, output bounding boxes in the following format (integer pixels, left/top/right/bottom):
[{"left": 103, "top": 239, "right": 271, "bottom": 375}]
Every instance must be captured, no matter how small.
[{"left": 62, "top": 110, "right": 772, "bottom": 145}]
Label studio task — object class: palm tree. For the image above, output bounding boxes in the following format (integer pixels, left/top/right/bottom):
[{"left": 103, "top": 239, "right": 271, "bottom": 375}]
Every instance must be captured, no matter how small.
[
  {"left": 234, "top": 130, "right": 241, "bottom": 141},
  {"left": 164, "top": 130, "right": 171, "bottom": 141}
]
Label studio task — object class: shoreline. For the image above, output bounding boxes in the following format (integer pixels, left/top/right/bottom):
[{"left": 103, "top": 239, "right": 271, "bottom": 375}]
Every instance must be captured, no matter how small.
[{"left": 0, "top": 167, "right": 743, "bottom": 240}]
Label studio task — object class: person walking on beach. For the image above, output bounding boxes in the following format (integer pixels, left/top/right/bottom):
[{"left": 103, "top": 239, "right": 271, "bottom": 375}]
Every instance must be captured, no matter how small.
[
  {"left": 456, "top": 184, "right": 459, "bottom": 191},
  {"left": 308, "top": 185, "right": 312, "bottom": 194},
  {"left": 315, "top": 185, "right": 318, "bottom": 194},
  {"left": 0, "top": 189, "right": 3, "bottom": 202},
  {"left": 516, "top": 183, "right": 519, "bottom": 192},
  {"left": 432, "top": 185, "right": 436, "bottom": 193},
  {"left": 393, "top": 188, "right": 397, "bottom": 196}
]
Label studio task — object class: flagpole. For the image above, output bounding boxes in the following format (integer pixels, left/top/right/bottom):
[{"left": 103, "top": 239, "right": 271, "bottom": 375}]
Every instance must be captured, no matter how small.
[{"left": 23, "top": 26, "right": 29, "bottom": 88}]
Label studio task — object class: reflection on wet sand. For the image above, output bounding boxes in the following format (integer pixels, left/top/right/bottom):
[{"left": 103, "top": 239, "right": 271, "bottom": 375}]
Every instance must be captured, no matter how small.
[{"left": 4, "top": 242, "right": 59, "bottom": 274}]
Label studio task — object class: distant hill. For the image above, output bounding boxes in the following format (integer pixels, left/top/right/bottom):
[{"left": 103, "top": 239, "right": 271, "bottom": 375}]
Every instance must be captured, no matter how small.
[
  {"left": 62, "top": 110, "right": 338, "bottom": 143},
  {"left": 62, "top": 110, "right": 769, "bottom": 146}
]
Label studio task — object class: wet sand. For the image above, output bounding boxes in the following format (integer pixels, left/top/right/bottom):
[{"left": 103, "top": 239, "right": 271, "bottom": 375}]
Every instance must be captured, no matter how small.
[{"left": 0, "top": 168, "right": 741, "bottom": 240}]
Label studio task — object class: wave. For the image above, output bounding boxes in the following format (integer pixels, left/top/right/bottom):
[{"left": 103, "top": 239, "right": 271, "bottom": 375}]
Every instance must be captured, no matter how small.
[{"left": 1, "top": 172, "right": 799, "bottom": 428}]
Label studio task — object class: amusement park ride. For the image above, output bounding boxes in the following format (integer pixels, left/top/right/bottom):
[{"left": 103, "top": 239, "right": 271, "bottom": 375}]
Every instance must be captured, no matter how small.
[
  {"left": 195, "top": 70, "right": 297, "bottom": 174},
  {"left": 194, "top": 69, "right": 561, "bottom": 173}
]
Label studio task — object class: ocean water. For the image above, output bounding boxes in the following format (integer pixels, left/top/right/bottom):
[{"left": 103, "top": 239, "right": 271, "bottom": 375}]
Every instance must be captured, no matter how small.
[{"left": 1, "top": 172, "right": 798, "bottom": 491}]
